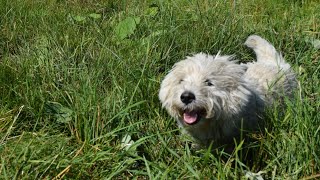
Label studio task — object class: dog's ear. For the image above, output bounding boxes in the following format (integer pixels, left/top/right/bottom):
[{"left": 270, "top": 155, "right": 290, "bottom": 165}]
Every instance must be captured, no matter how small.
[
  {"left": 159, "top": 77, "right": 169, "bottom": 105},
  {"left": 222, "top": 61, "right": 247, "bottom": 79},
  {"left": 209, "top": 55, "right": 247, "bottom": 76},
  {"left": 159, "top": 71, "right": 177, "bottom": 106},
  {"left": 209, "top": 59, "right": 247, "bottom": 91}
]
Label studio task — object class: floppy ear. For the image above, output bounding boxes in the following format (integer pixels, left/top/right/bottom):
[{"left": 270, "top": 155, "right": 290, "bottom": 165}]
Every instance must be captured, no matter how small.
[
  {"left": 224, "top": 62, "right": 247, "bottom": 77},
  {"left": 159, "top": 71, "right": 177, "bottom": 106},
  {"left": 210, "top": 55, "right": 247, "bottom": 77},
  {"left": 209, "top": 59, "right": 248, "bottom": 91}
]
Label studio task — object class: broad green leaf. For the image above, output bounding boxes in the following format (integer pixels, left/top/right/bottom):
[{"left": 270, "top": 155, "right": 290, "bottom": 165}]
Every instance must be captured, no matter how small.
[
  {"left": 89, "top": 13, "right": 101, "bottom": 19},
  {"left": 114, "top": 16, "right": 140, "bottom": 40},
  {"left": 45, "top": 101, "right": 73, "bottom": 123},
  {"left": 73, "top": 15, "right": 86, "bottom": 22}
]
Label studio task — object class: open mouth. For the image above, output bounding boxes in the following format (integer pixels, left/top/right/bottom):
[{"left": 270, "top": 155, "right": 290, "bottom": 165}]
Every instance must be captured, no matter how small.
[
  {"left": 182, "top": 110, "right": 206, "bottom": 125},
  {"left": 183, "top": 111, "right": 199, "bottom": 124}
]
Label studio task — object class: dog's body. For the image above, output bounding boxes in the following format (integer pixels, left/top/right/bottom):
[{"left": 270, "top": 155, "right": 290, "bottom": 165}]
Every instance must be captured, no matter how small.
[{"left": 159, "top": 35, "right": 296, "bottom": 148}]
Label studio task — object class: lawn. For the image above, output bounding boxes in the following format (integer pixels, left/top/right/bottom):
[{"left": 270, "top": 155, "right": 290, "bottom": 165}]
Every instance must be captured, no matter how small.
[{"left": 0, "top": 0, "right": 319, "bottom": 179}]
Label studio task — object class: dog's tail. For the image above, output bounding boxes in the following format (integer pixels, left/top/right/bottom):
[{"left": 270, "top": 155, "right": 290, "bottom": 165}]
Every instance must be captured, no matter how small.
[{"left": 245, "top": 35, "right": 286, "bottom": 66}]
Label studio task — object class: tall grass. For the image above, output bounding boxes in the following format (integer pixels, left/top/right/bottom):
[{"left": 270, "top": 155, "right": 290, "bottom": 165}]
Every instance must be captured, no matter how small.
[{"left": 0, "top": 0, "right": 319, "bottom": 179}]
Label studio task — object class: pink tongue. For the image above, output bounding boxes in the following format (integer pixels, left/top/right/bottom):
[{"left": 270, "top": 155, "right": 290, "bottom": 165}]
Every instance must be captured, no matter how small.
[{"left": 183, "top": 112, "right": 198, "bottom": 124}]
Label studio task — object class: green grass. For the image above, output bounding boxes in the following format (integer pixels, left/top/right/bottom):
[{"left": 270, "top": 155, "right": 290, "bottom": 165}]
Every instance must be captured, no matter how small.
[{"left": 0, "top": 0, "right": 319, "bottom": 179}]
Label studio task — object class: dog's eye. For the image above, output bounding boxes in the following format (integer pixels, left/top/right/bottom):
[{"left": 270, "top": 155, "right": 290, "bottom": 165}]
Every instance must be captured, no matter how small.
[
  {"left": 205, "top": 80, "right": 213, "bottom": 86},
  {"left": 179, "top": 79, "right": 184, "bottom": 84}
]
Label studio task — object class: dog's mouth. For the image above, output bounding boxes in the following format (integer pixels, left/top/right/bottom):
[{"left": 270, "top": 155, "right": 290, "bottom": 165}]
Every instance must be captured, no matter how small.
[
  {"left": 182, "top": 109, "right": 206, "bottom": 125},
  {"left": 183, "top": 111, "right": 199, "bottom": 124}
]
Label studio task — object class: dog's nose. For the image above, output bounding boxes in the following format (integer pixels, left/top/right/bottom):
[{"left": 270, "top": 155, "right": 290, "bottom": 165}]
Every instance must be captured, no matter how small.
[{"left": 180, "top": 91, "right": 196, "bottom": 104}]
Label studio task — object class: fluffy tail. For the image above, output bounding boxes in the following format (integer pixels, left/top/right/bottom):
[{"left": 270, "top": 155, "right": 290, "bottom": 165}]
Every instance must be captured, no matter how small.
[
  {"left": 244, "top": 35, "right": 297, "bottom": 98},
  {"left": 244, "top": 35, "right": 285, "bottom": 65}
]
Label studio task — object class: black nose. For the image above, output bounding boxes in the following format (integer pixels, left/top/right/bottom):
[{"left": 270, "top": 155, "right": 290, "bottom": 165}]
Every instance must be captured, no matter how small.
[{"left": 180, "top": 91, "right": 196, "bottom": 105}]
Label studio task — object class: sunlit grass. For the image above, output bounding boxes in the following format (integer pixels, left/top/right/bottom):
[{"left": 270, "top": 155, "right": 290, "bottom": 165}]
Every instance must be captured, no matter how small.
[{"left": 0, "top": 0, "right": 319, "bottom": 179}]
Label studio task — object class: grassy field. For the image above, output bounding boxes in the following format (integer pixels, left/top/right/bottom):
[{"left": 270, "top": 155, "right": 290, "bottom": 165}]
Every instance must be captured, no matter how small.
[{"left": 0, "top": 0, "right": 319, "bottom": 179}]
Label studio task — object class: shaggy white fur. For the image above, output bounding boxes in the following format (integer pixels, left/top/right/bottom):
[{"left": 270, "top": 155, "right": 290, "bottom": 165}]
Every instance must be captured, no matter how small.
[{"left": 159, "top": 35, "right": 297, "bottom": 148}]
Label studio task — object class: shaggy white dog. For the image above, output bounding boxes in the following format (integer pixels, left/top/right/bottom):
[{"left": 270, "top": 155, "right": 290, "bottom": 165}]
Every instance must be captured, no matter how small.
[{"left": 159, "top": 35, "right": 296, "bottom": 148}]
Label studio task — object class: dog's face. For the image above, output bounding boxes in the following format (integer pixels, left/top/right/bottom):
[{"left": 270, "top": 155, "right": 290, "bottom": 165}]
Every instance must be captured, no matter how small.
[{"left": 159, "top": 53, "right": 247, "bottom": 126}]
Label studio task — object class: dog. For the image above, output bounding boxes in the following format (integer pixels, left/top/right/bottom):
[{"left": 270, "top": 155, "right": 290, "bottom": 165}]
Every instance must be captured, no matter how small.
[{"left": 159, "top": 35, "right": 297, "bottom": 149}]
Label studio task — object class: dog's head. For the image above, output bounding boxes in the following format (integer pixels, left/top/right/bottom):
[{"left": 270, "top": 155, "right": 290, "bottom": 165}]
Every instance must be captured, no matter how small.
[{"left": 159, "top": 53, "right": 248, "bottom": 126}]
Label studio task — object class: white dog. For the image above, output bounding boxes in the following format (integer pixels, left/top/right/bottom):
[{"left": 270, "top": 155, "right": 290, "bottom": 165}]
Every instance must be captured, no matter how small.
[{"left": 159, "top": 35, "right": 296, "bottom": 148}]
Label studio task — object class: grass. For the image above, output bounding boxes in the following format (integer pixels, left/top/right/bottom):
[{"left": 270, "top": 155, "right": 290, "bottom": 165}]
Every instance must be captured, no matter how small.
[{"left": 0, "top": 0, "right": 319, "bottom": 179}]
